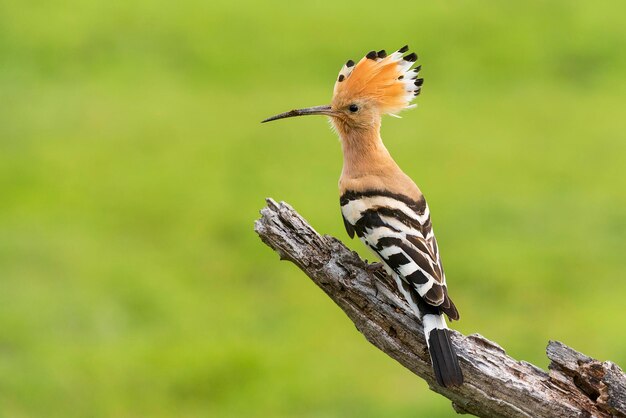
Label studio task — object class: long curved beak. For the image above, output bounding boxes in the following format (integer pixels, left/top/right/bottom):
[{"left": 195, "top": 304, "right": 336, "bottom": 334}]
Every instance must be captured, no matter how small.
[{"left": 262, "top": 104, "right": 334, "bottom": 123}]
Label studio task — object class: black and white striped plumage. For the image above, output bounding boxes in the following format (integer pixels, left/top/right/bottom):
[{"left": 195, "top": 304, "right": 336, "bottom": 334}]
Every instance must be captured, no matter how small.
[{"left": 341, "top": 189, "right": 463, "bottom": 387}]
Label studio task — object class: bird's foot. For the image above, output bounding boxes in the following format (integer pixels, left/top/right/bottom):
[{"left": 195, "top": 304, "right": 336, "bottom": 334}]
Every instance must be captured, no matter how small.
[
  {"left": 365, "top": 261, "right": 385, "bottom": 273},
  {"left": 364, "top": 261, "right": 396, "bottom": 292},
  {"left": 364, "top": 262, "right": 386, "bottom": 297}
]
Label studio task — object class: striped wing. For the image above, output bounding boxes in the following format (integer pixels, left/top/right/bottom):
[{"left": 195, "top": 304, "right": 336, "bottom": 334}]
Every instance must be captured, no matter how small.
[{"left": 340, "top": 190, "right": 458, "bottom": 320}]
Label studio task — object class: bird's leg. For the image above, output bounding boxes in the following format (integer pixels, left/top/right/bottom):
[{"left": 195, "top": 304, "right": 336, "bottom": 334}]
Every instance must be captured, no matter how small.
[
  {"left": 364, "top": 261, "right": 390, "bottom": 297},
  {"left": 365, "top": 261, "right": 384, "bottom": 272}
]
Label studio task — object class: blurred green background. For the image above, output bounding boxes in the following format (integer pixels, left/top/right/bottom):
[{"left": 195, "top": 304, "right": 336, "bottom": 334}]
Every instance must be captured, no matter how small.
[{"left": 1, "top": 0, "right": 625, "bottom": 416}]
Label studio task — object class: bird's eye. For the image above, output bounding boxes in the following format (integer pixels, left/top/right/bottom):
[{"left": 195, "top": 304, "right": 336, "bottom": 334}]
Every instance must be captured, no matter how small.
[{"left": 349, "top": 104, "right": 359, "bottom": 113}]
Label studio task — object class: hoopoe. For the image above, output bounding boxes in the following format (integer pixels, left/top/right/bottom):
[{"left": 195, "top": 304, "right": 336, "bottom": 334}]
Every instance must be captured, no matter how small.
[{"left": 263, "top": 45, "right": 463, "bottom": 387}]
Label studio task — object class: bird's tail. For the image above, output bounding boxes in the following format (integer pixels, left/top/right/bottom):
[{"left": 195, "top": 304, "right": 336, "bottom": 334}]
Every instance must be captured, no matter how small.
[
  {"left": 423, "top": 314, "right": 464, "bottom": 387},
  {"left": 389, "top": 272, "right": 463, "bottom": 387}
]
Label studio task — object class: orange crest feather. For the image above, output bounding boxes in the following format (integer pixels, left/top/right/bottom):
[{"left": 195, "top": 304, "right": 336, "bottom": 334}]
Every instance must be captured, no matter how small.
[{"left": 333, "top": 45, "right": 423, "bottom": 116}]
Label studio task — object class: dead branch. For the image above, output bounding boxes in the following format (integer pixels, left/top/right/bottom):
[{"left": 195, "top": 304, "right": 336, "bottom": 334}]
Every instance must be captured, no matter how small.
[{"left": 254, "top": 198, "right": 626, "bottom": 418}]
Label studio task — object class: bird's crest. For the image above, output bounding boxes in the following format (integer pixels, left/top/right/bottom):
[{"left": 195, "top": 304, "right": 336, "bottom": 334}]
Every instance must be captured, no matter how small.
[{"left": 333, "top": 45, "right": 423, "bottom": 116}]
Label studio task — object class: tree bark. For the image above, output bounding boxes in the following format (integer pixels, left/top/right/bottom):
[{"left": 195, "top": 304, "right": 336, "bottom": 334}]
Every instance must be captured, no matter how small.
[{"left": 254, "top": 198, "right": 626, "bottom": 418}]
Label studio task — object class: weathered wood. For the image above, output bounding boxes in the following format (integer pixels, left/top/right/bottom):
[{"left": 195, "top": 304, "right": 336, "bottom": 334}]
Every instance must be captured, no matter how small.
[{"left": 254, "top": 198, "right": 626, "bottom": 418}]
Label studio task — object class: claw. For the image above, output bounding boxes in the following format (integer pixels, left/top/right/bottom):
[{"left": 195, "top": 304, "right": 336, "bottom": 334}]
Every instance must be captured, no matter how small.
[{"left": 365, "top": 261, "right": 384, "bottom": 272}]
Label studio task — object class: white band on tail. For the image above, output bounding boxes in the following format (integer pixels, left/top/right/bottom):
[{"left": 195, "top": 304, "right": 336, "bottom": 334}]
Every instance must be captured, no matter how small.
[{"left": 423, "top": 314, "right": 448, "bottom": 346}]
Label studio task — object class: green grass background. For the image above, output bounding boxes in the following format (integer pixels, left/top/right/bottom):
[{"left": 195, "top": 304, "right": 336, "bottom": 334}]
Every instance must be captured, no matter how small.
[{"left": 1, "top": 0, "right": 625, "bottom": 416}]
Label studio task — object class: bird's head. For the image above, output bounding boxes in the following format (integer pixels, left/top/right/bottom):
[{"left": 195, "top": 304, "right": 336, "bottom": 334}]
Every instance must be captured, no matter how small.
[{"left": 262, "top": 45, "right": 423, "bottom": 135}]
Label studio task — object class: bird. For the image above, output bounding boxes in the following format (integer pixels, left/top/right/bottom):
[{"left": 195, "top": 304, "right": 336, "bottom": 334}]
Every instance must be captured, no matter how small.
[{"left": 262, "top": 45, "right": 463, "bottom": 387}]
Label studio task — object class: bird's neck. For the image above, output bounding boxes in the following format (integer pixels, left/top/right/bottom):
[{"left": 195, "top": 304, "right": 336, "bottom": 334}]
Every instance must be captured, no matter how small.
[
  {"left": 340, "top": 128, "right": 390, "bottom": 174},
  {"left": 338, "top": 124, "right": 404, "bottom": 193}
]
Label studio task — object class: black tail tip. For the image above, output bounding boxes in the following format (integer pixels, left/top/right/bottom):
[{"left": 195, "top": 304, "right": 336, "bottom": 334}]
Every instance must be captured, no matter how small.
[{"left": 428, "top": 328, "right": 464, "bottom": 388}]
